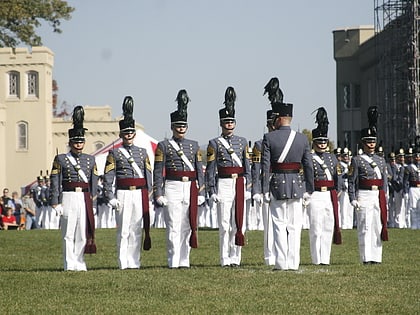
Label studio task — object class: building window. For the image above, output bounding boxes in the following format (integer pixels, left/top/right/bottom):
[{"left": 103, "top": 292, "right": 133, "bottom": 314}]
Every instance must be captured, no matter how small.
[
  {"left": 353, "top": 84, "right": 361, "bottom": 108},
  {"left": 17, "top": 121, "right": 28, "bottom": 150},
  {"left": 343, "top": 84, "right": 350, "bottom": 109},
  {"left": 27, "top": 71, "right": 39, "bottom": 97},
  {"left": 8, "top": 71, "right": 20, "bottom": 97}
]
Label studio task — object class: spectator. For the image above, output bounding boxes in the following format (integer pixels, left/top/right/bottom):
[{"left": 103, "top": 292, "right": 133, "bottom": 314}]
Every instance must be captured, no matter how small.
[
  {"left": 1, "top": 188, "right": 12, "bottom": 215},
  {"left": 22, "top": 190, "right": 39, "bottom": 230},
  {"left": 11, "top": 191, "right": 23, "bottom": 226},
  {"left": 1, "top": 206, "right": 19, "bottom": 230}
]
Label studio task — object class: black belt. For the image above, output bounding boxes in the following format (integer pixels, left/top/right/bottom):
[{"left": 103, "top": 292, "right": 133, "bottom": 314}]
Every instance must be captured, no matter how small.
[
  {"left": 117, "top": 185, "right": 146, "bottom": 190},
  {"left": 359, "top": 185, "right": 383, "bottom": 191},
  {"left": 63, "top": 187, "right": 89, "bottom": 192},
  {"left": 314, "top": 186, "right": 333, "bottom": 192}
]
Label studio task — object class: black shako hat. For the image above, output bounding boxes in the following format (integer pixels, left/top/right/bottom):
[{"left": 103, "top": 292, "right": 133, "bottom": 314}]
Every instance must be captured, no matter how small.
[
  {"left": 219, "top": 86, "right": 236, "bottom": 120},
  {"left": 272, "top": 102, "right": 293, "bottom": 117},
  {"left": 170, "top": 89, "right": 189, "bottom": 124},
  {"left": 311, "top": 107, "right": 329, "bottom": 141},
  {"left": 119, "top": 96, "right": 136, "bottom": 134},
  {"left": 68, "top": 106, "right": 87, "bottom": 143},
  {"left": 361, "top": 106, "right": 378, "bottom": 140}
]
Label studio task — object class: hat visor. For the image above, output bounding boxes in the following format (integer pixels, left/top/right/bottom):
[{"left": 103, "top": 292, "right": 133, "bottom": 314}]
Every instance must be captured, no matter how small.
[
  {"left": 69, "top": 137, "right": 86, "bottom": 143},
  {"left": 120, "top": 128, "right": 136, "bottom": 134}
]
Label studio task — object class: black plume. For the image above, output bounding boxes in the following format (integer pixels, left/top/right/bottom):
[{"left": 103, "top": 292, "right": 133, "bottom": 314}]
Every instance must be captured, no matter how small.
[
  {"left": 122, "top": 96, "right": 134, "bottom": 121},
  {"left": 176, "top": 89, "right": 189, "bottom": 118},
  {"left": 224, "top": 86, "right": 236, "bottom": 116},
  {"left": 263, "top": 77, "right": 284, "bottom": 104},
  {"left": 367, "top": 106, "right": 378, "bottom": 134},
  {"left": 313, "top": 107, "right": 329, "bottom": 136},
  {"left": 72, "top": 106, "right": 85, "bottom": 129}
]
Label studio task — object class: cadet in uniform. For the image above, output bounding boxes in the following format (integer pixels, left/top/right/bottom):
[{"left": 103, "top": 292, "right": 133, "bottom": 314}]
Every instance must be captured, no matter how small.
[
  {"left": 386, "top": 151, "right": 400, "bottom": 228},
  {"left": 49, "top": 106, "right": 99, "bottom": 271},
  {"left": 103, "top": 96, "right": 153, "bottom": 269},
  {"left": 348, "top": 106, "right": 388, "bottom": 264},
  {"left": 252, "top": 109, "right": 275, "bottom": 265},
  {"left": 339, "top": 147, "right": 354, "bottom": 229},
  {"left": 394, "top": 147, "right": 407, "bottom": 228},
  {"left": 206, "top": 86, "right": 251, "bottom": 267},
  {"left": 261, "top": 96, "right": 314, "bottom": 271},
  {"left": 403, "top": 146, "right": 420, "bottom": 229},
  {"left": 153, "top": 90, "right": 205, "bottom": 269},
  {"left": 308, "top": 107, "right": 342, "bottom": 265}
]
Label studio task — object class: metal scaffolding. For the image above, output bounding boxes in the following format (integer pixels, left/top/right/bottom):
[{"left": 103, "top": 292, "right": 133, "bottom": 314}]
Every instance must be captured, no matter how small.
[{"left": 374, "top": 0, "right": 420, "bottom": 149}]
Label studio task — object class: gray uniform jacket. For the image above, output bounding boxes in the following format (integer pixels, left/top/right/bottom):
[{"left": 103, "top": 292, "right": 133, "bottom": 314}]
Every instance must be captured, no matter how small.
[
  {"left": 153, "top": 137, "right": 205, "bottom": 198},
  {"left": 312, "top": 151, "right": 341, "bottom": 190},
  {"left": 261, "top": 126, "right": 314, "bottom": 199},
  {"left": 348, "top": 153, "right": 388, "bottom": 202},
  {"left": 206, "top": 134, "right": 251, "bottom": 196},
  {"left": 103, "top": 145, "right": 152, "bottom": 200},
  {"left": 49, "top": 152, "right": 98, "bottom": 207},
  {"left": 403, "top": 162, "right": 420, "bottom": 194}
]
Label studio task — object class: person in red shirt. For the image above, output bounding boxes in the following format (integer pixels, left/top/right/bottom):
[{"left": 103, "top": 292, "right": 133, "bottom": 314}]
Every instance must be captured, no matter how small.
[{"left": 1, "top": 206, "right": 19, "bottom": 230}]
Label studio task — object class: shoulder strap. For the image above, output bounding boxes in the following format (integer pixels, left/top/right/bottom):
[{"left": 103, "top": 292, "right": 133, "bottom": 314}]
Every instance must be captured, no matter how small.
[
  {"left": 361, "top": 154, "right": 382, "bottom": 179},
  {"left": 277, "top": 130, "right": 296, "bottom": 163},
  {"left": 66, "top": 152, "right": 88, "bottom": 183},
  {"left": 119, "top": 147, "right": 144, "bottom": 178},
  {"left": 218, "top": 137, "right": 243, "bottom": 167},
  {"left": 312, "top": 154, "right": 332, "bottom": 180},
  {"left": 168, "top": 139, "right": 195, "bottom": 171}
]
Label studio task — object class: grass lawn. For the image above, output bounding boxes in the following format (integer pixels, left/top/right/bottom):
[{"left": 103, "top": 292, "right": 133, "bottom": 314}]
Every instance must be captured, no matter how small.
[{"left": 0, "top": 227, "right": 419, "bottom": 314}]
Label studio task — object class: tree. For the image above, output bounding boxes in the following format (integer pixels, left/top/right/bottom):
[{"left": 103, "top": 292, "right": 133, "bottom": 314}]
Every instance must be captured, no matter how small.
[{"left": 0, "top": 0, "right": 74, "bottom": 48}]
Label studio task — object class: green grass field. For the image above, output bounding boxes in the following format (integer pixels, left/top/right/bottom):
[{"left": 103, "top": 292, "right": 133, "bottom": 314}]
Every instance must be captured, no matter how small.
[{"left": 0, "top": 227, "right": 419, "bottom": 314}]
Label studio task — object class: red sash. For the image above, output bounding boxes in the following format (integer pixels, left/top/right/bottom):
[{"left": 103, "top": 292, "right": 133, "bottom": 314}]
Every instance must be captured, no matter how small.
[
  {"left": 189, "top": 180, "right": 199, "bottom": 248},
  {"left": 330, "top": 189, "right": 342, "bottom": 245},
  {"left": 379, "top": 190, "right": 388, "bottom": 241},
  {"left": 234, "top": 176, "right": 245, "bottom": 246},
  {"left": 84, "top": 190, "right": 96, "bottom": 254}
]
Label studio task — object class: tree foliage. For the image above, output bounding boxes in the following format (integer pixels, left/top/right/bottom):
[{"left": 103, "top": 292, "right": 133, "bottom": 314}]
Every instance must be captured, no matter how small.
[{"left": 0, "top": 0, "right": 74, "bottom": 48}]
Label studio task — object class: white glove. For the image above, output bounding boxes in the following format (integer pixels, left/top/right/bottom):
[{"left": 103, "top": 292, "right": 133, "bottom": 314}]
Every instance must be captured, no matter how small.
[
  {"left": 351, "top": 200, "right": 360, "bottom": 210},
  {"left": 253, "top": 193, "right": 262, "bottom": 205},
  {"left": 198, "top": 196, "right": 206, "bottom": 206},
  {"left": 263, "top": 192, "right": 271, "bottom": 203},
  {"left": 109, "top": 198, "right": 121, "bottom": 211},
  {"left": 93, "top": 208, "right": 97, "bottom": 216},
  {"left": 302, "top": 192, "right": 311, "bottom": 207},
  {"left": 53, "top": 204, "right": 63, "bottom": 216},
  {"left": 211, "top": 194, "right": 220, "bottom": 203},
  {"left": 245, "top": 191, "right": 252, "bottom": 200},
  {"left": 156, "top": 196, "right": 168, "bottom": 207}
]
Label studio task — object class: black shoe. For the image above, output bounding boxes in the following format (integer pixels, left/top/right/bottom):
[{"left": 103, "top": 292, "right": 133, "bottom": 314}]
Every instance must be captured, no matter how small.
[{"left": 230, "top": 263, "right": 240, "bottom": 268}]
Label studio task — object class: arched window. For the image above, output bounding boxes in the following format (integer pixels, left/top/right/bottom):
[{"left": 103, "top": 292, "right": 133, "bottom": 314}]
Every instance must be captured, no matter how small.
[
  {"left": 94, "top": 141, "right": 105, "bottom": 152},
  {"left": 8, "top": 71, "right": 20, "bottom": 97},
  {"left": 27, "top": 71, "right": 39, "bottom": 97},
  {"left": 17, "top": 121, "right": 28, "bottom": 150}
]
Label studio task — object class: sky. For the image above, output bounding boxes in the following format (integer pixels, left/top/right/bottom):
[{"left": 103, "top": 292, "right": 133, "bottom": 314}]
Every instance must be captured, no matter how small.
[{"left": 37, "top": 0, "right": 374, "bottom": 146}]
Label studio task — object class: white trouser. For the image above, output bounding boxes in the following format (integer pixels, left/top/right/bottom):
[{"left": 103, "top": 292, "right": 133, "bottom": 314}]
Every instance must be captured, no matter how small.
[
  {"left": 339, "top": 190, "right": 354, "bottom": 229},
  {"left": 217, "top": 178, "right": 246, "bottom": 266},
  {"left": 356, "top": 190, "right": 383, "bottom": 263},
  {"left": 115, "top": 189, "right": 144, "bottom": 269},
  {"left": 61, "top": 192, "right": 87, "bottom": 271},
  {"left": 394, "top": 192, "right": 407, "bottom": 228},
  {"left": 163, "top": 180, "right": 192, "bottom": 268},
  {"left": 270, "top": 196, "right": 303, "bottom": 270},
  {"left": 97, "top": 203, "right": 113, "bottom": 228},
  {"left": 308, "top": 191, "right": 334, "bottom": 265},
  {"left": 49, "top": 205, "right": 60, "bottom": 229},
  {"left": 262, "top": 201, "right": 275, "bottom": 265},
  {"left": 255, "top": 200, "right": 264, "bottom": 230},
  {"left": 408, "top": 187, "right": 420, "bottom": 229},
  {"left": 246, "top": 199, "right": 256, "bottom": 230}
]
